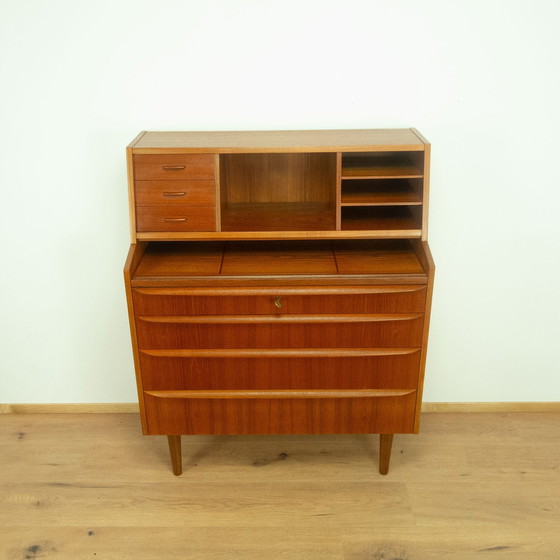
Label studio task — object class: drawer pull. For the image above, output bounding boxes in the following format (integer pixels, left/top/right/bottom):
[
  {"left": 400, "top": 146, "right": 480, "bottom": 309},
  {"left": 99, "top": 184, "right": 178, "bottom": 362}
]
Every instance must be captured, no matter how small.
[
  {"left": 163, "top": 192, "right": 187, "bottom": 197},
  {"left": 162, "top": 165, "right": 186, "bottom": 171},
  {"left": 146, "top": 389, "right": 416, "bottom": 400},
  {"left": 274, "top": 296, "right": 282, "bottom": 309},
  {"left": 163, "top": 217, "right": 187, "bottom": 223}
]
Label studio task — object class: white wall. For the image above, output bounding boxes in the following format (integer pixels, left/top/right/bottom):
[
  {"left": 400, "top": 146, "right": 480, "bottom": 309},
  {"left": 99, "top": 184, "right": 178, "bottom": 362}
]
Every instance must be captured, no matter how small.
[{"left": 1, "top": 0, "right": 559, "bottom": 404}]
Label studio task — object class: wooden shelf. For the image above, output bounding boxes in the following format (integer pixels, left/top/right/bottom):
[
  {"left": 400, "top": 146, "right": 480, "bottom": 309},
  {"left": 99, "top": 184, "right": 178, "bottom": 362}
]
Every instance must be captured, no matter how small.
[
  {"left": 341, "top": 154, "right": 423, "bottom": 179},
  {"left": 341, "top": 179, "right": 422, "bottom": 206},
  {"left": 221, "top": 202, "right": 336, "bottom": 232},
  {"left": 341, "top": 206, "right": 422, "bottom": 233}
]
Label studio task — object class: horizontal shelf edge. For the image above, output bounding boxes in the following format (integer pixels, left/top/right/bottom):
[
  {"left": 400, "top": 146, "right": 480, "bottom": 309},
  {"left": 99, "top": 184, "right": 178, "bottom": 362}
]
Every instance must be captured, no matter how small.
[
  {"left": 341, "top": 174, "right": 423, "bottom": 180},
  {"left": 340, "top": 201, "right": 423, "bottom": 207},
  {"left": 136, "top": 230, "right": 423, "bottom": 241},
  {"left": 132, "top": 145, "right": 426, "bottom": 155}
]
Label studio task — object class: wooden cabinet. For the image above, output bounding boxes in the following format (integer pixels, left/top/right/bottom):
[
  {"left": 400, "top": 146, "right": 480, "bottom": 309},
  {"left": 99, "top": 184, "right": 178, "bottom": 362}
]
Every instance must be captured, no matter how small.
[{"left": 124, "top": 129, "right": 434, "bottom": 475}]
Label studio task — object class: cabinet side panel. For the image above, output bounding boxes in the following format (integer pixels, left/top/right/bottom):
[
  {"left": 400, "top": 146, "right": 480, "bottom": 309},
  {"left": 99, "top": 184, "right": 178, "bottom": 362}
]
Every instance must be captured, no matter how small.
[
  {"left": 124, "top": 242, "right": 149, "bottom": 433},
  {"left": 421, "top": 142, "right": 431, "bottom": 241},
  {"left": 410, "top": 240, "right": 435, "bottom": 433},
  {"left": 127, "top": 146, "right": 137, "bottom": 242}
]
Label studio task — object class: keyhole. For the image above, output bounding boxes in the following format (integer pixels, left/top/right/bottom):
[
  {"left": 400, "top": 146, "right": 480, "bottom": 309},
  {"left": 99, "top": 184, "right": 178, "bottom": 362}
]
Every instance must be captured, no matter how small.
[{"left": 274, "top": 296, "right": 282, "bottom": 309}]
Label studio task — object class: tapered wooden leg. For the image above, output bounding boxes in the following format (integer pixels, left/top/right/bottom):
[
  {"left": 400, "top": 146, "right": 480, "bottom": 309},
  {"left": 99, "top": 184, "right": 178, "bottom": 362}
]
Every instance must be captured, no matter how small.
[
  {"left": 379, "top": 434, "right": 394, "bottom": 475},
  {"left": 167, "top": 435, "right": 182, "bottom": 476}
]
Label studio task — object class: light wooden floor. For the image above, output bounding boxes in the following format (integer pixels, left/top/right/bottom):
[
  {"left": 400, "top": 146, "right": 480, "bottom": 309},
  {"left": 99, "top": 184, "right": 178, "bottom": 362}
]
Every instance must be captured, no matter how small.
[{"left": 1, "top": 412, "right": 559, "bottom": 559}]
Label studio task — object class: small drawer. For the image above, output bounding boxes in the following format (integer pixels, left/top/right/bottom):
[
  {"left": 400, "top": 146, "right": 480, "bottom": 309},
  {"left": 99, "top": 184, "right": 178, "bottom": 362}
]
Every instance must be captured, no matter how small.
[
  {"left": 142, "top": 390, "right": 417, "bottom": 435},
  {"left": 134, "top": 154, "right": 215, "bottom": 180},
  {"left": 132, "top": 286, "right": 427, "bottom": 316},
  {"left": 136, "top": 205, "right": 216, "bottom": 232},
  {"left": 139, "top": 350, "right": 422, "bottom": 391},
  {"left": 136, "top": 180, "right": 215, "bottom": 205},
  {"left": 134, "top": 314, "right": 424, "bottom": 349}
]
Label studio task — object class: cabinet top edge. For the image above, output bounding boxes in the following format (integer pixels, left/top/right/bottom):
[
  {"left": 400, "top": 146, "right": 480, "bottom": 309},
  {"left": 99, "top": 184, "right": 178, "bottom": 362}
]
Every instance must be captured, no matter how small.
[{"left": 129, "top": 129, "right": 428, "bottom": 153}]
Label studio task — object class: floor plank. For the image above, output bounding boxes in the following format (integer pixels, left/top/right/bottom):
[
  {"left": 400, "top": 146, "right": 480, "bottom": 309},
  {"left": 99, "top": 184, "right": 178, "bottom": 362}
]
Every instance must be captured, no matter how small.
[{"left": 1, "top": 412, "right": 560, "bottom": 558}]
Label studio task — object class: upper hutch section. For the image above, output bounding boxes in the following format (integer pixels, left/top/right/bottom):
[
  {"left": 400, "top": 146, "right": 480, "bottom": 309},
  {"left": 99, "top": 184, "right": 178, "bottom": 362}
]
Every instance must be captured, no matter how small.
[{"left": 127, "top": 129, "right": 430, "bottom": 242}]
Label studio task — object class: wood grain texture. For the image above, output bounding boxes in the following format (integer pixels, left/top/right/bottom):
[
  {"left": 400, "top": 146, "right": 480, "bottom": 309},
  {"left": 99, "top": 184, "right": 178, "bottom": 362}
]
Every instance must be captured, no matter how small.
[
  {"left": 411, "top": 240, "right": 435, "bottom": 432},
  {"left": 132, "top": 285, "right": 427, "bottom": 315},
  {"left": 3, "top": 412, "right": 560, "bottom": 559},
  {"left": 124, "top": 130, "right": 434, "bottom": 476},
  {"left": 128, "top": 130, "right": 429, "bottom": 241},
  {"left": 138, "top": 350, "right": 422, "bottom": 391},
  {"left": 220, "top": 153, "right": 336, "bottom": 204},
  {"left": 135, "top": 204, "right": 216, "bottom": 232},
  {"left": 135, "top": 230, "right": 428, "bottom": 241},
  {"left": 135, "top": 180, "right": 216, "bottom": 205},
  {"left": 134, "top": 314, "right": 424, "bottom": 349},
  {"left": 130, "top": 239, "right": 428, "bottom": 284},
  {"left": 123, "top": 242, "right": 148, "bottom": 432},
  {"left": 133, "top": 154, "right": 215, "bottom": 180},
  {"left": 132, "top": 129, "right": 425, "bottom": 153},
  {"left": 143, "top": 392, "right": 417, "bottom": 435}
]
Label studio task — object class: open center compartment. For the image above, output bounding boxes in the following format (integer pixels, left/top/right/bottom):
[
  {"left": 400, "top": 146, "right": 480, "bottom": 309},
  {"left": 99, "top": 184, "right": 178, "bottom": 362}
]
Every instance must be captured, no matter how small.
[{"left": 219, "top": 152, "right": 337, "bottom": 231}]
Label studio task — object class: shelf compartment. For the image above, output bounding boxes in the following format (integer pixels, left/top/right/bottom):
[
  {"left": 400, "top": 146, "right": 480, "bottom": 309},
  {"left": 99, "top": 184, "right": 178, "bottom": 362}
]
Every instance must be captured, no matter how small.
[
  {"left": 341, "top": 179, "right": 422, "bottom": 206},
  {"left": 220, "top": 153, "right": 337, "bottom": 232},
  {"left": 341, "top": 152, "right": 423, "bottom": 179},
  {"left": 221, "top": 202, "right": 336, "bottom": 232},
  {"left": 341, "top": 206, "right": 422, "bottom": 233}
]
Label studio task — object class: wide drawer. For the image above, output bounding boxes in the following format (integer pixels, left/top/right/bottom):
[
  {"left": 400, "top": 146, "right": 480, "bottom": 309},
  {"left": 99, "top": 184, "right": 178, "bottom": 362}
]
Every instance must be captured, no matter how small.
[
  {"left": 135, "top": 314, "right": 424, "bottom": 349},
  {"left": 139, "top": 349, "right": 421, "bottom": 390},
  {"left": 136, "top": 205, "right": 216, "bottom": 232},
  {"left": 143, "top": 390, "right": 417, "bottom": 435},
  {"left": 132, "top": 286, "right": 427, "bottom": 315},
  {"left": 136, "top": 180, "right": 215, "bottom": 205},
  {"left": 134, "top": 154, "right": 215, "bottom": 180}
]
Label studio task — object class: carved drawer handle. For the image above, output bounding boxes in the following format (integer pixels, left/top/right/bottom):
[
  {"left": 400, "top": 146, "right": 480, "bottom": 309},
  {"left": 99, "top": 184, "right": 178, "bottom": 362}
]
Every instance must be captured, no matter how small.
[
  {"left": 163, "top": 218, "right": 187, "bottom": 222},
  {"left": 163, "top": 192, "right": 187, "bottom": 197},
  {"left": 274, "top": 296, "right": 282, "bottom": 309},
  {"left": 162, "top": 165, "right": 186, "bottom": 171}
]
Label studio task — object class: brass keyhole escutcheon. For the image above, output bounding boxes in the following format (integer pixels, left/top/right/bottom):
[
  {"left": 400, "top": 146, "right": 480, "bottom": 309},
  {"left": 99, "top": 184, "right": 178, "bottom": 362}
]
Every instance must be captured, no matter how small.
[{"left": 274, "top": 296, "right": 282, "bottom": 309}]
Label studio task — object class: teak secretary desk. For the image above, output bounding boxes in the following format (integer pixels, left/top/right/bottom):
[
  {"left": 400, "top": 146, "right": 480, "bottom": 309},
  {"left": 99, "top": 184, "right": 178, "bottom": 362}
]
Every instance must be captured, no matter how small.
[{"left": 123, "top": 129, "right": 435, "bottom": 475}]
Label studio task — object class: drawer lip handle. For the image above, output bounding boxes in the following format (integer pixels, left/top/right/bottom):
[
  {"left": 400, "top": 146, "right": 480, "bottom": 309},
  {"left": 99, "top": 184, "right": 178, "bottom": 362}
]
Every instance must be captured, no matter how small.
[
  {"left": 163, "top": 192, "right": 187, "bottom": 197},
  {"left": 132, "top": 286, "right": 427, "bottom": 296},
  {"left": 162, "top": 165, "right": 186, "bottom": 171},
  {"left": 146, "top": 389, "right": 416, "bottom": 400},
  {"left": 138, "top": 313, "right": 423, "bottom": 324},
  {"left": 163, "top": 217, "right": 188, "bottom": 222},
  {"left": 140, "top": 348, "right": 421, "bottom": 358}
]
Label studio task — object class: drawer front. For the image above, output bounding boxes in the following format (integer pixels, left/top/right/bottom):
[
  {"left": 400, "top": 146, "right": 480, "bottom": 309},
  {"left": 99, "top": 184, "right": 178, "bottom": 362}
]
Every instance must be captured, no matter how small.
[
  {"left": 136, "top": 205, "right": 216, "bottom": 232},
  {"left": 136, "top": 180, "right": 215, "bottom": 205},
  {"left": 139, "top": 350, "right": 421, "bottom": 391},
  {"left": 143, "top": 390, "right": 417, "bottom": 435},
  {"left": 135, "top": 315, "right": 424, "bottom": 349},
  {"left": 134, "top": 154, "right": 215, "bottom": 180},
  {"left": 132, "top": 286, "right": 427, "bottom": 316}
]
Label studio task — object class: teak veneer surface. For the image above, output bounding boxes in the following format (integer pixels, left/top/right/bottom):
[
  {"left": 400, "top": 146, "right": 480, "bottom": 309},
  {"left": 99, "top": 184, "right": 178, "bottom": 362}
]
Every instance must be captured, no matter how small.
[
  {"left": 130, "top": 129, "right": 425, "bottom": 153},
  {"left": 131, "top": 239, "right": 427, "bottom": 286},
  {"left": 124, "top": 128, "right": 434, "bottom": 476}
]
